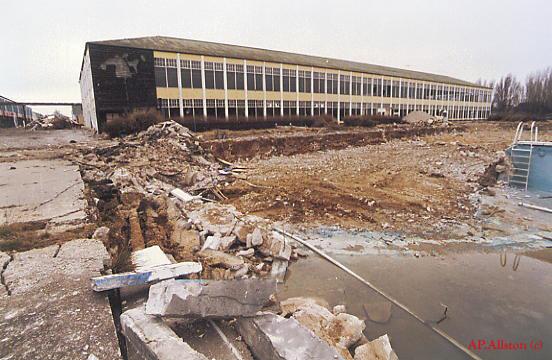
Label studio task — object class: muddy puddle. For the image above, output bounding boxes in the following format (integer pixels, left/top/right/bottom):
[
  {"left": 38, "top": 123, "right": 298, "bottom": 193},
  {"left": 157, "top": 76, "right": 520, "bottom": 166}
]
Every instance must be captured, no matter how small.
[{"left": 280, "top": 251, "right": 551, "bottom": 359}]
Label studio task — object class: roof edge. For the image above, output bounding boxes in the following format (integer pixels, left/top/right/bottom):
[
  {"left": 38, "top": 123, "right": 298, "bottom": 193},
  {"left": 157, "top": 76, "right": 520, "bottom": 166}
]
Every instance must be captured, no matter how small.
[{"left": 87, "top": 36, "right": 491, "bottom": 89}]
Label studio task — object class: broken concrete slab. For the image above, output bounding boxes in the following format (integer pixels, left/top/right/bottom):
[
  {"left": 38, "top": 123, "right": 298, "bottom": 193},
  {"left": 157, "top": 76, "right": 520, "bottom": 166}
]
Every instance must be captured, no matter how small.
[
  {"left": 171, "top": 221, "right": 200, "bottom": 260},
  {"left": 201, "top": 234, "right": 236, "bottom": 251},
  {"left": 236, "top": 248, "right": 255, "bottom": 258},
  {"left": 247, "top": 228, "right": 264, "bottom": 247},
  {"left": 187, "top": 203, "right": 237, "bottom": 236},
  {"left": 353, "top": 334, "right": 398, "bottom": 360},
  {"left": 132, "top": 245, "right": 172, "bottom": 271},
  {"left": 237, "top": 312, "right": 345, "bottom": 360},
  {"left": 363, "top": 301, "right": 393, "bottom": 324},
  {"left": 280, "top": 296, "right": 330, "bottom": 317},
  {"left": 0, "top": 159, "right": 87, "bottom": 225},
  {"left": 197, "top": 249, "right": 244, "bottom": 269},
  {"left": 92, "top": 261, "right": 202, "bottom": 292},
  {"left": 292, "top": 303, "right": 334, "bottom": 338},
  {"left": 280, "top": 297, "right": 365, "bottom": 359},
  {"left": 146, "top": 278, "right": 277, "bottom": 319},
  {"left": 121, "top": 306, "right": 208, "bottom": 360},
  {"left": 3, "top": 239, "right": 110, "bottom": 295},
  {"left": 270, "top": 259, "right": 288, "bottom": 283},
  {"left": 170, "top": 188, "right": 201, "bottom": 203},
  {"left": 0, "top": 239, "right": 120, "bottom": 359},
  {"left": 328, "top": 313, "right": 366, "bottom": 349}
]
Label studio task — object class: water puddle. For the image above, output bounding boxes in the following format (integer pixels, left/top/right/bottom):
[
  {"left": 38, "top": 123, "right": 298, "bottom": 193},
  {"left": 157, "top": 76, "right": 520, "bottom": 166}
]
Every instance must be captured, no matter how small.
[{"left": 280, "top": 251, "right": 552, "bottom": 359}]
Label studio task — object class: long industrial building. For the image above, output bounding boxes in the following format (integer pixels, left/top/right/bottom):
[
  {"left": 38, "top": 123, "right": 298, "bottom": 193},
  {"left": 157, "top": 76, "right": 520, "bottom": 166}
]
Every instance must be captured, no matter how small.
[
  {"left": 0, "top": 95, "right": 34, "bottom": 128},
  {"left": 79, "top": 36, "right": 492, "bottom": 132}
]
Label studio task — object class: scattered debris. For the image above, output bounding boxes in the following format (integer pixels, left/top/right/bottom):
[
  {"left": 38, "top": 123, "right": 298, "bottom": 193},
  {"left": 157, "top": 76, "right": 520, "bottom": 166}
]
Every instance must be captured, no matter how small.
[
  {"left": 518, "top": 202, "right": 552, "bottom": 213},
  {"left": 27, "top": 112, "right": 81, "bottom": 130}
]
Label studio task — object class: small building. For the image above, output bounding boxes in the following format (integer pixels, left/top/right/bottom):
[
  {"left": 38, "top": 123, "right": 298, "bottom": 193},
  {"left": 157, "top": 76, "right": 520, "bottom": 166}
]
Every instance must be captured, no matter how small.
[
  {"left": 0, "top": 95, "right": 33, "bottom": 128},
  {"left": 79, "top": 36, "right": 492, "bottom": 133}
]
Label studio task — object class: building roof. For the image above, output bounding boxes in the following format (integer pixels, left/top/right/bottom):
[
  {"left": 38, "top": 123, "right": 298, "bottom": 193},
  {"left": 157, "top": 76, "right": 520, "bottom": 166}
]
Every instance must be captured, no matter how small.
[{"left": 89, "top": 36, "right": 487, "bottom": 88}]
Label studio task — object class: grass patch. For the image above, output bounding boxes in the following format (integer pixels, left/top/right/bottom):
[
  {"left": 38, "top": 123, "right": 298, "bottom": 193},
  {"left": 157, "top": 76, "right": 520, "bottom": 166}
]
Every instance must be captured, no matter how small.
[{"left": 0, "top": 226, "right": 14, "bottom": 239}]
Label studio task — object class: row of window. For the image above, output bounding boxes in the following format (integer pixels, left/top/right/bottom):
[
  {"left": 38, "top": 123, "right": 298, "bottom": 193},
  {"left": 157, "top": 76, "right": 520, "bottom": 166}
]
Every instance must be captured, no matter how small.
[
  {"left": 0, "top": 104, "right": 32, "bottom": 117},
  {"left": 158, "top": 97, "right": 490, "bottom": 120},
  {"left": 155, "top": 58, "right": 491, "bottom": 102}
]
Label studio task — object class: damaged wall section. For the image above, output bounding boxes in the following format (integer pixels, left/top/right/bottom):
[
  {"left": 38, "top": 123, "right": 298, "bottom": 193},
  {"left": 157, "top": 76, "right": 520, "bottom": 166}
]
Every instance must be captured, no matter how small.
[{"left": 82, "top": 43, "right": 157, "bottom": 132}]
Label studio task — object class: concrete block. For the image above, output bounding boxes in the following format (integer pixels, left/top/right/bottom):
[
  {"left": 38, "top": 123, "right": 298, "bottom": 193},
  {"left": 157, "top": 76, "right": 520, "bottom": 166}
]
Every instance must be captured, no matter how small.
[
  {"left": 280, "top": 296, "right": 330, "bottom": 317},
  {"left": 170, "top": 188, "right": 200, "bottom": 203},
  {"left": 197, "top": 249, "right": 244, "bottom": 269},
  {"left": 121, "top": 307, "right": 208, "bottom": 360},
  {"left": 237, "top": 312, "right": 345, "bottom": 360},
  {"left": 270, "top": 259, "right": 289, "bottom": 283},
  {"left": 146, "top": 278, "right": 277, "bottom": 319},
  {"left": 354, "top": 334, "right": 398, "bottom": 360},
  {"left": 131, "top": 246, "right": 172, "bottom": 271}
]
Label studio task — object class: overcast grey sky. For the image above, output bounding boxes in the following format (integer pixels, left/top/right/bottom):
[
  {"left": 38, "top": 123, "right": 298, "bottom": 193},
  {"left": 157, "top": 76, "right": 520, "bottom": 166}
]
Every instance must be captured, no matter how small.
[{"left": 1, "top": 0, "right": 551, "bottom": 115}]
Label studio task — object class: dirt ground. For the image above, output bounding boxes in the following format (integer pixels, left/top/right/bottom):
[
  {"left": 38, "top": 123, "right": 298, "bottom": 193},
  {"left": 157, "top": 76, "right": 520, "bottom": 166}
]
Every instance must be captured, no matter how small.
[{"left": 222, "top": 121, "right": 552, "bottom": 239}]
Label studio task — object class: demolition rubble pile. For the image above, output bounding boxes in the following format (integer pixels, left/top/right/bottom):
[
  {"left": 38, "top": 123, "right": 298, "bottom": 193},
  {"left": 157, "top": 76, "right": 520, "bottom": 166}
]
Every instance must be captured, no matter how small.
[
  {"left": 112, "top": 274, "right": 398, "bottom": 360},
  {"left": 81, "top": 121, "right": 399, "bottom": 359},
  {"left": 75, "top": 121, "right": 223, "bottom": 196},
  {"left": 72, "top": 121, "right": 302, "bottom": 279},
  {"left": 27, "top": 113, "right": 80, "bottom": 130},
  {"left": 403, "top": 110, "right": 446, "bottom": 126}
]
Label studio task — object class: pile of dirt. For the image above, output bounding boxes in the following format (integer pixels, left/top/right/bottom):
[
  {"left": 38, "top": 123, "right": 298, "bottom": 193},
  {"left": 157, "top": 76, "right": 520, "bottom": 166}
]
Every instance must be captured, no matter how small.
[
  {"left": 223, "top": 131, "right": 503, "bottom": 239},
  {"left": 478, "top": 151, "right": 511, "bottom": 188},
  {"left": 403, "top": 111, "right": 445, "bottom": 126},
  {"left": 205, "top": 124, "right": 461, "bottom": 162}
]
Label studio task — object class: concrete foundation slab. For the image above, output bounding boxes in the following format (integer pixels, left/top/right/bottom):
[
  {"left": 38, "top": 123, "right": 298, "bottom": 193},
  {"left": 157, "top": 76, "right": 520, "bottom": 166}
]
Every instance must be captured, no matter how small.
[
  {"left": 0, "top": 239, "right": 120, "bottom": 359},
  {"left": 0, "top": 159, "right": 87, "bottom": 225}
]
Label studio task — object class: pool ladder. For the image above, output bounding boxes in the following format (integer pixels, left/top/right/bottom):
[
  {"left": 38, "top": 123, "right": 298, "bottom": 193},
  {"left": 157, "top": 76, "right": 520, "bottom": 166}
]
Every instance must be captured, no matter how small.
[{"left": 508, "top": 122, "right": 538, "bottom": 190}]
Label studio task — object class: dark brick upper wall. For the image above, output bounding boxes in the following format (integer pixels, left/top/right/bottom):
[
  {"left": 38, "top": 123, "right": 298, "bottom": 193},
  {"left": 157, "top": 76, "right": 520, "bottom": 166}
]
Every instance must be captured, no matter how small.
[{"left": 89, "top": 44, "right": 157, "bottom": 119}]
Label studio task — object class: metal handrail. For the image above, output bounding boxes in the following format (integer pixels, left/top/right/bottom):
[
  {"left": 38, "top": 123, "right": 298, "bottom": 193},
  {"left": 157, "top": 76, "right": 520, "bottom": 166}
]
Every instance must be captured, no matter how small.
[{"left": 513, "top": 121, "right": 523, "bottom": 144}]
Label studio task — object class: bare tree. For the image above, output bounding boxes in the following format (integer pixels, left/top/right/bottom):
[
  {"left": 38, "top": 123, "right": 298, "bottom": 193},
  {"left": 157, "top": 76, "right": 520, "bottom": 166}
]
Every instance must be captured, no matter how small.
[
  {"left": 523, "top": 68, "right": 552, "bottom": 113},
  {"left": 492, "top": 74, "right": 523, "bottom": 112}
]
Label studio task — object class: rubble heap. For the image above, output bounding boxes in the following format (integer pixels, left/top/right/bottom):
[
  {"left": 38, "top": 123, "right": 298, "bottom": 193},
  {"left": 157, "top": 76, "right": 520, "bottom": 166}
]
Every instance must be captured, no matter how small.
[
  {"left": 278, "top": 296, "right": 398, "bottom": 360},
  {"left": 74, "top": 121, "right": 300, "bottom": 280},
  {"left": 81, "top": 121, "right": 400, "bottom": 359},
  {"left": 27, "top": 112, "right": 81, "bottom": 130},
  {"left": 403, "top": 110, "right": 446, "bottom": 126},
  {"left": 77, "top": 121, "right": 224, "bottom": 196}
]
